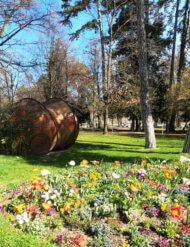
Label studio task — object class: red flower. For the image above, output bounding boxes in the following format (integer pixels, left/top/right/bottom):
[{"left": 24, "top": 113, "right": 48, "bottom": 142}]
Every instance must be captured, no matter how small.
[
  {"left": 78, "top": 170, "right": 82, "bottom": 174},
  {"left": 145, "top": 177, "right": 149, "bottom": 182},
  {"left": 179, "top": 224, "right": 190, "bottom": 234},
  {"left": 142, "top": 203, "right": 148, "bottom": 208},
  {"left": 150, "top": 181, "right": 159, "bottom": 186},
  {"left": 161, "top": 165, "right": 168, "bottom": 170},
  {"left": 170, "top": 207, "right": 181, "bottom": 218},
  {"left": 72, "top": 235, "right": 85, "bottom": 245},
  {"left": 24, "top": 192, "right": 30, "bottom": 198}
]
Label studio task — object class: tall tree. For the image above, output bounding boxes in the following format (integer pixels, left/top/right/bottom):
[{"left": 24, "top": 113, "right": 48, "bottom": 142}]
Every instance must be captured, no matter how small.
[
  {"left": 136, "top": 0, "right": 156, "bottom": 148},
  {"left": 60, "top": 0, "right": 126, "bottom": 134}
]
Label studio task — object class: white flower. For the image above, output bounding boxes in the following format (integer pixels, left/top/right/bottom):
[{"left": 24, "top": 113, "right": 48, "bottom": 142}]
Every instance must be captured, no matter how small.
[
  {"left": 124, "top": 191, "right": 132, "bottom": 201},
  {"left": 112, "top": 173, "right": 120, "bottom": 179},
  {"left": 16, "top": 215, "right": 22, "bottom": 220},
  {"left": 41, "top": 192, "right": 49, "bottom": 200},
  {"left": 41, "top": 169, "right": 51, "bottom": 176},
  {"left": 51, "top": 194, "right": 56, "bottom": 200},
  {"left": 69, "top": 160, "right": 76, "bottom": 166},
  {"left": 137, "top": 169, "right": 146, "bottom": 176},
  {"left": 182, "top": 178, "right": 190, "bottom": 185},
  {"left": 22, "top": 212, "right": 27, "bottom": 218},
  {"left": 18, "top": 219, "right": 24, "bottom": 225},
  {"left": 180, "top": 156, "right": 190, "bottom": 163}
]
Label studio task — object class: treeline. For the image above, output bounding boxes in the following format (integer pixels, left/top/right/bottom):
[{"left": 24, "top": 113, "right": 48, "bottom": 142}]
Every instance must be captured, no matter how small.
[{"left": 0, "top": 0, "right": 190, "bottom": 151}]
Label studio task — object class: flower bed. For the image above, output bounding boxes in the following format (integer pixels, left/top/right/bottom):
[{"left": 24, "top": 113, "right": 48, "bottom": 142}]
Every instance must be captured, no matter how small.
[{"left": 0, "top": 159, "right": 190, "bottom": 247}]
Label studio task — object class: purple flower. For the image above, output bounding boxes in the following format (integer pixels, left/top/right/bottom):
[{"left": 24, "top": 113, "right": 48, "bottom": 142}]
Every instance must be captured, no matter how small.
[
  {"left": 0, "top": 205, "right": 6, "bottom": 213},
  {"left": 146, "top": 207, "right": 159, "bottom": 217},
  {"left": 138, "top": 227, "right": 152, "bottom": 234},
  {"left": 159, "top": 184, "right": 168, "bottom": 191},
  {"left": 1, "top": 189, "right": 11, "bottom": 196},
  {"left": 11, "top": 190, "right": 20, "bottom": 199},
  {"left": 46, "top": 208, "right": 55, "bottom": 216},
  {"left": 55, "top": 234, "right": 63, "bottom": 244},
  {"left": 158, "top": 238, "right": 170, "bottom": 247}
]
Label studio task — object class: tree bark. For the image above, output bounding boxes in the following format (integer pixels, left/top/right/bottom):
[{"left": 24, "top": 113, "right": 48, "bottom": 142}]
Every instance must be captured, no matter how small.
[
  {"left": 136, "top": 0, "right": 156, "bottom": 148},
  {"left": 168, "top": 0, "right": 180, "bottom": 132},
  {"left": 96, "top": 0, "right": 107, "bottom": 134},
  {"left": 169, "top": 0, "right": 180, "bottom": 87},
  {"left": 177, "top": 0, "right": 190, "bottom": 83},
  {"left": 183, "top": 123, "right": 190, "bottom": 153}
]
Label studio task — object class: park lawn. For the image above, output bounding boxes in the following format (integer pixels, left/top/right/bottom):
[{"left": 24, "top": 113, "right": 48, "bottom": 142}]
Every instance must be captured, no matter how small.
[
  {"left": 0, "top": 131, "right": 190, "bottom": 247},
  {"left": 0, "top": 132, "right": 190, "bottom": 189}
]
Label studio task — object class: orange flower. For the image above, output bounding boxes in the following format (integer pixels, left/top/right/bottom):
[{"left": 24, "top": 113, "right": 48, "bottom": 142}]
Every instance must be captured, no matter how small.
[
  {"left": 36, "top": 184, "right": 42, "bottom": 190},
  {"left": 64, "top": 202, "right": 72, "bottom": 211},
  {"left": 165, "top": 171, "right": 171, "bottom": 178},
  {"left": 114, "top": 161, "right": 120, "bottom": 167},
  {"left": 150, "top": 181, "right": 159, "bottom": 186},
  {"left": 37, "top": 177, "right": 45, "bottom": 183},
  {"left": 80, "top": 159, "right": 89, "bottom": 166},
  {"left": 92, "top": 160, "right": 100, "bottom": 165},
  {"left": 161, "top": 165, "right": 168, "bottom": 170},
  {"left": 141, "top": 160, "right": 147, "bottom": 165},
  {"left": 78, "top": 170, "right": 82, "bottom": 174},
  {"left": 168, "top": 170, "right": 176, "bottom": 174},
  {"left": 170, "top": 207, "right": 181, "bottom": 218}
]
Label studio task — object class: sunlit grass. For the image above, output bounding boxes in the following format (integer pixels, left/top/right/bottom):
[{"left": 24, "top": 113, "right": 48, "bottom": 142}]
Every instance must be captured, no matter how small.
[{"left": 0, "top": 132, "right": 189, "bottom": 188}]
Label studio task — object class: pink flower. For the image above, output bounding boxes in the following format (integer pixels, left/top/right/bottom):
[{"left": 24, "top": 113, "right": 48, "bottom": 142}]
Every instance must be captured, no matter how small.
[{"left": 133, "top": 214, "right": 137, "bottom": 220}]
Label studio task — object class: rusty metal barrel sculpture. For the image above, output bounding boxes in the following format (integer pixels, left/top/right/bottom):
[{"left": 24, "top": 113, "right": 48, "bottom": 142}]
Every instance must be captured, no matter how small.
[{"left": 12, "top": 98, "right": 79, "bottom": 155}]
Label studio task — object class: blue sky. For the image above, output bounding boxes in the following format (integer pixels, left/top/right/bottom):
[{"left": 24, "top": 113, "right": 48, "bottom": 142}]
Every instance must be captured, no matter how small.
[{"left": 10, "top": 0, "right": 98, "bottom": 65}]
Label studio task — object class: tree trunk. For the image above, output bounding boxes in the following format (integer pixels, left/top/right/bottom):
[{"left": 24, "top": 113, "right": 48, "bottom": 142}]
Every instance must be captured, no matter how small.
[
  {"left": 168, "top": 0, "right": 180, "bottom": 132},
  {"left": 131, "top": 118, "right": 135, "bottom": 131},
  {"left": 96, "top": 0, "right": 107, "bottom": 134},
  {"left": 183, "top": 123, "right": 190, "bottom": 153},
  {"left": 169, "top": 0, "right": 180, "bottom": 87},
  {"left": 136, "top": 0, "right": 156, "bottom": 148},
  {"left": 177, "top": 0, "right": 190, "bottom": 83}
]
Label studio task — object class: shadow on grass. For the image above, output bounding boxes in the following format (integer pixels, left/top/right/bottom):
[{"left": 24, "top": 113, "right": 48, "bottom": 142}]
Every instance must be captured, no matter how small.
[{"left": 22, "top": 139, "right": 184, "bottom": 169}]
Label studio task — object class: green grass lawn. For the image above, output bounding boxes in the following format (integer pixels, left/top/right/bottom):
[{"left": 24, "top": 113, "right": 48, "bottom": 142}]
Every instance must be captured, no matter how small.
[
  {"left": 0, "top": 132, "right": 190, "bottom": 247},
  {"left": 0, "top": 132, "right": 189, "bottom": 187}
]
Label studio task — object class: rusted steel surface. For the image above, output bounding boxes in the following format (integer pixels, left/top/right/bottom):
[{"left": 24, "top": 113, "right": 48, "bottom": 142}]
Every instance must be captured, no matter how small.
[
  {"left": 43, "top": 98, "right": 79, "bottom": 150},
  {"left": 12, "top": 98, "right": 79, "bottom": 155},
  {"left": 12, "top": 98, "right": 58, "bottom": 155}
]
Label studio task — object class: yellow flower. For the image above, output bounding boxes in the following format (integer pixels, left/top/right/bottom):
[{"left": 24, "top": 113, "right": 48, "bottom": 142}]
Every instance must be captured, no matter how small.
[
  {"left": 161, "top": 204, "right": 167, "bottom": 211},
  {"left": 95, "top": 172, "right": 101, "bottom": 178},
  {"left": 174, "top": 203, "right": 179, "bottom": 207},
  {"left": 17, "top": 204, "right": 24, "bottom": 213},
  {"left": 80, "top": 198, "right": 84, "bottom": 203},
  {"left": 64, "top": 202, "right": 72, "bottom": 211},
  {"left": 60, "top": 208, "right": 64, "bottom": 214},
  {"left": 66, "top": 175, "right": 70, "bottom": 180},
  {"left": 141, "top": 160, "right": 147, "bottom": 165},
  {"left": 75, "top": 200, "right": 81, "bottom": 208},
  {"left": 44, "top": 184, "right": 49, "bottom": 190},
  {"left": 123, "top": 241, "right": 130, "bottom": 247},
  {"left": 130, "top": 185, "right": 139, "bottom": 192},
  {"left": 120, "top": 228, "right": 125, "bottom": 232},
  {"left": 42, "top": 203, "right": 51, "bottom": 210},
  {"left": 173, "top": 161, "right": 178, "bottom": 166},
  {"left": 33, "top": 168, "right": 39, "bottom": 173}
]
